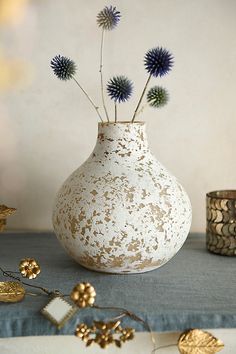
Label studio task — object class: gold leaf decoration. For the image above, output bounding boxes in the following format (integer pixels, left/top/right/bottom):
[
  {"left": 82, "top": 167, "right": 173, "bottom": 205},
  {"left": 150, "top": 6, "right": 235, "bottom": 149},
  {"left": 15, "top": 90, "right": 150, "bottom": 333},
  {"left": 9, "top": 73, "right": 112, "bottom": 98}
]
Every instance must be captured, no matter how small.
[
  {"left": 0, "top": 281, "right": 25, "bottom": 302},
  {"left": 94, "top": 320, "right": 120, "bottom": 331},
  {"left": 178, "top": 329, "right": 224, "bottom": 354}
]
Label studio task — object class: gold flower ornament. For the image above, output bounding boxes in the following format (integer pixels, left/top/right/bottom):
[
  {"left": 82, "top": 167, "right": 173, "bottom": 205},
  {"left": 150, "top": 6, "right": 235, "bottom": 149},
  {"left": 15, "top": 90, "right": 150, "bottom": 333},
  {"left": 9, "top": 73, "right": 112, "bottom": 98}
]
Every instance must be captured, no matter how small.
[
  {"left": 119, "top": 327, "right": 135, "bottom": 342},
  {"left": 70, "top": 282, "right": 96, "bottom": 308},
  {"left": 19, "top": 258, "right": 41, "bottom": 279},
  {"left": 75, "top": 320, "right": 135, "bottom": 349},
  {"left": 75, "top": 324, "right": 92, "bottom": 342}
]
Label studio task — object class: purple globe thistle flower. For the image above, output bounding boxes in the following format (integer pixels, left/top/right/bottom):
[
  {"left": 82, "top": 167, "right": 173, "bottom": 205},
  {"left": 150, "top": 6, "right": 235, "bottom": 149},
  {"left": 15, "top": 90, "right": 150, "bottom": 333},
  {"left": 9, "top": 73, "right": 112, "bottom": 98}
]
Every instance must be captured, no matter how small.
[
  {"left": 147, "top": 86, "right": 169, "bottom": 108},
  {"left": 107, "top": 76, "right": 133, "bottom": 103},
  {"left": 144, "top": 47, "right": 173, "bottom": 77},
  {"left": 97, "top": 6, "right": 121, "bottom": 30},
  {"left": 50, "top": 55, "right": 76, "bottom": 81}
]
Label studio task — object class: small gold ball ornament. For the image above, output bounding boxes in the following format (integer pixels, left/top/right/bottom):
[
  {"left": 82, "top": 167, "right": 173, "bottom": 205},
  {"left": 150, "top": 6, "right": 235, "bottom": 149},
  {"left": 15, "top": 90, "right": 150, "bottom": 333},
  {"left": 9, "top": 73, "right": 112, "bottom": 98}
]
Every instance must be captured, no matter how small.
[
  {"left": 70, "top": 282, "right": 96, "bottom": 308},
  {"left": 19, "top": 258, "right": 41, "bottom": 279}
]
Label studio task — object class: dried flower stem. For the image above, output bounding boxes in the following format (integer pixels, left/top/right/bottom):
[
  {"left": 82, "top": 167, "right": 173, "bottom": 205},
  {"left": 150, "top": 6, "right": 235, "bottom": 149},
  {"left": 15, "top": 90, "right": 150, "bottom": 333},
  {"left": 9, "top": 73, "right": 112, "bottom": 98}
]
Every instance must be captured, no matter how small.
[
  {"left": 99, "top": 29, "right": 110, "bottom": 122},
  {"left": 131, "top": 74, "right": 151, "bottom": 122},
  {"left": 0, "top": 266, "right": 51, "bottom": 295},
  {"left": 136, "top": 103, "right": 148, "bottom": 117},
  {"left": 152, "top": 344, "right": 177, "bottom": 353},
  {"left": 93, "top": 304, "right": 157, "bottom": 350},
  {"left": 72, "top": 77, "right": 103, "bottom": 122},
  {"left": 115, "top": 102, "right": 117, "bottom": 122}
]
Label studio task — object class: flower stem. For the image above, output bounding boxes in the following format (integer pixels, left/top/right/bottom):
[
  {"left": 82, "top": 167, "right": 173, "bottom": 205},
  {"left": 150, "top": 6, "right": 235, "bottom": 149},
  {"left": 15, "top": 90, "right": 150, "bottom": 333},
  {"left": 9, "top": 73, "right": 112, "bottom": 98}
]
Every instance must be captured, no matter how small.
[
  {"left": 0, "top": 266, "right": 51, "bottom": 295},
  {"left": 99, "top": 29, "right": 110, "bottom": 122},
  {"left": 115, "top": 102, "right": 117, "bottom": 122},
  {"left": 131, "top": 74, "right": 151, "bottom": 123},
  {"left": 72, "top": 77, "right": 103, "bottom": 122},
  {"left": 136, "top": 103, "right": 148, "bottom": 117},
  {"left": 93, "top": 304, "right": 157, "bottom": 351}
]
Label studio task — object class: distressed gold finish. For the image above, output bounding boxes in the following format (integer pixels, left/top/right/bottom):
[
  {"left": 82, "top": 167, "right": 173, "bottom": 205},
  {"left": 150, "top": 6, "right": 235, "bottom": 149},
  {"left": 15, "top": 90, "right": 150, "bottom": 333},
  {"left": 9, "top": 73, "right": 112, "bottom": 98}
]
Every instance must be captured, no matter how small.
[
  {"left": 19, "top": 258, "right": 41, "bottom": 279},
  {"left": 79, "top": 252, "right": 166, "bottom": 272},
  {"left": 178, "top": 329, "right": 224, "bottom": 354},
  {"left": 206, "top": 190, "right": 236, "bottom": 256},
  {"left": 75, "top": 320, "right": 135, "bottom": 349},
  {"left": 70, "top": 282, "right": 96, "bottom": 308},
  {"left": 0, "top": 281, "right": 25, "bottom": 302},
  {"left": 0, "top": 205, "right": 16, "bottom": 232},
  {"left": 53, "top": 122, "right": 192, "bottom": 273}
]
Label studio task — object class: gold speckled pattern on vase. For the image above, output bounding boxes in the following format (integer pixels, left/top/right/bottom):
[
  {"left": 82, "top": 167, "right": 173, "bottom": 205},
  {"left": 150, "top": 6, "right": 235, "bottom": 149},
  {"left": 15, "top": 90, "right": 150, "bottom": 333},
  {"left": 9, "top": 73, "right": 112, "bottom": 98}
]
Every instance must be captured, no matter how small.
[
  {"left": 53, "top": 122, "right": 192, "bottom": 273},
  {"left": 206, "top": 190, "right": 236, "bottom": 256}
]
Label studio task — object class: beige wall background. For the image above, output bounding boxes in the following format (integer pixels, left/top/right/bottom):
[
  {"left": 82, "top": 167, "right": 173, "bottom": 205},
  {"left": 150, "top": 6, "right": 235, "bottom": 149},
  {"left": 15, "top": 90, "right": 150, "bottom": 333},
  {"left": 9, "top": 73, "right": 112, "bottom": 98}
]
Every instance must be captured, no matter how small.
[{"left": 1, "top": 0, "right": 235, "bottom": 232}]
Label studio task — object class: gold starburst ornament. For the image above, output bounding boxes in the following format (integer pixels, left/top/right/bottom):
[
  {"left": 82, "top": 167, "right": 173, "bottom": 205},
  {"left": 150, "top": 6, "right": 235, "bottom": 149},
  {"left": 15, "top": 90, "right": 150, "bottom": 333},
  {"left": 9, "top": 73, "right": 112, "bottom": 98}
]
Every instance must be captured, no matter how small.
[
  {"left": 70, "top": 282, "right": 96, "bottom": 308},
  {"left": 19, "top": 258, "right": 41, "bottom": 279}
]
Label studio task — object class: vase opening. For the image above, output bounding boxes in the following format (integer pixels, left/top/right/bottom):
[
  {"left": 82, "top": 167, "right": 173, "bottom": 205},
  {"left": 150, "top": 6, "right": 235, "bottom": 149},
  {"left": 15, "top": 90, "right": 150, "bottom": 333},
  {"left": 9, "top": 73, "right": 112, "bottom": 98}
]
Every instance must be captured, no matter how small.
[{"left": 99, "top": 121, "right": 145, "bottom": 125}]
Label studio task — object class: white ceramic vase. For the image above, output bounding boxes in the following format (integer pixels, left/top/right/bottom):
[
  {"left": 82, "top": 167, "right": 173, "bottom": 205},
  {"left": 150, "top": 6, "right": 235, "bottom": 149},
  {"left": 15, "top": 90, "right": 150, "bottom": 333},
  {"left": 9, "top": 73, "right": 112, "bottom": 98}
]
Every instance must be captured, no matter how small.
[{"left": 53, "top": 122, "right": 192, "bottom": 274}]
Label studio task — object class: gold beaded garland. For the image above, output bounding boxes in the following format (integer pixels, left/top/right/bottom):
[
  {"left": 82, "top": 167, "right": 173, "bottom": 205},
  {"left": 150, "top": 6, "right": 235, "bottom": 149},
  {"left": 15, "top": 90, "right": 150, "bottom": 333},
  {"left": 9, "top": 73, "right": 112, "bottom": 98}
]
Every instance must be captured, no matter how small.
[{"left": 0, "top": 261, "right": 225, "bottom": 352}]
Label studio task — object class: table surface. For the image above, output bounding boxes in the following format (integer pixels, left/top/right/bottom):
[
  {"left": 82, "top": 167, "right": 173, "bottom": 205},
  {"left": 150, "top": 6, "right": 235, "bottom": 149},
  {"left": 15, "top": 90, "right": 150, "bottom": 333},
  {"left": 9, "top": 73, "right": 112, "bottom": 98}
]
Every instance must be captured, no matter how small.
[{"left": 0, "top": 232, "right": 235, "bottom": 338}]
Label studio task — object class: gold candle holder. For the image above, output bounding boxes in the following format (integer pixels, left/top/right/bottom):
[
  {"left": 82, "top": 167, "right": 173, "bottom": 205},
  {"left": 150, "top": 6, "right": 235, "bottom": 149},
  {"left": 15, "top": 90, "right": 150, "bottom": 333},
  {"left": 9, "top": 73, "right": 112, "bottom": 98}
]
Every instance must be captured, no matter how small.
[
  {"left": 206, "top": 190, "right": 236, "bottom": 256},
  {"left": 0, "top": 205, "right": 16, "bottom": 232}
]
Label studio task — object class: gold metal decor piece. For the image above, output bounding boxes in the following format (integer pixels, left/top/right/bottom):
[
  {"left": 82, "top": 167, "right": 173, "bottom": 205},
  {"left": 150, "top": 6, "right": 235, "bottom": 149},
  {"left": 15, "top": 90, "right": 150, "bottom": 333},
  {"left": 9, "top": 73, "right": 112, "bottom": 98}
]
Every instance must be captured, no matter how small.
[
  {"left": 75, "top": 323, "right": 91, "bottom": 342},
  {"left": 75, "top": 320, "right": 135, "bottom": 349},
  {"left": 19, "top": 258, "right": 41, "bottom": 279},
  {"left": 0, "top": 205, "right": 16, "bottom": 232},
  {"left": 178, "top": 329, "right": 224, "bottom": 354},
  {"left": 206, "top": 190, "right": 236, "bottom": 256},
  {"left": 41, "top": 296, "right": 78, "bottom": 329},
  {"left": 0, "top": 281, "right": 25, "bottom": 302},
  {"left": 70, "top": 282, "right": 96, "bottom": 308}
]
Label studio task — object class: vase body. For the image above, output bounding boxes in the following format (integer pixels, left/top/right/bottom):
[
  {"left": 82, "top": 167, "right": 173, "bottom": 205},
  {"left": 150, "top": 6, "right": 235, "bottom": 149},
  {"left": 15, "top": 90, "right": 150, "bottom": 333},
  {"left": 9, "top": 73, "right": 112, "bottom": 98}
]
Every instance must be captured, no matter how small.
[{"left": 53, "top": 122, "right": 192, "bottom": 274}]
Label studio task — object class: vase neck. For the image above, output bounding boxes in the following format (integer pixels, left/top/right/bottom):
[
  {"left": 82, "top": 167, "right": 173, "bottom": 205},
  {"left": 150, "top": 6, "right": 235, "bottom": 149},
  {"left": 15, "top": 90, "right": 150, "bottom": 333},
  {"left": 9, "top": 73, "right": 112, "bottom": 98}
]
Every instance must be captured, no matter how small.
[{"left": 94, "top": 122, "right": 150, "bottom": 155}]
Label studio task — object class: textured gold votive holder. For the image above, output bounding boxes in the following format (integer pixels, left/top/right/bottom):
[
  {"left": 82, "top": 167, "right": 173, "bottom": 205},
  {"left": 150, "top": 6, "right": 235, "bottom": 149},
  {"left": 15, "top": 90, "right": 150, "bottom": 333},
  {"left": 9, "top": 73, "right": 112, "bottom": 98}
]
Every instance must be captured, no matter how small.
[
  {"left": 0, "top": 205, "right": 16, "bottom": 232},
  {"left": 206, "top": 190, "right": 236, "bottom": 256}
]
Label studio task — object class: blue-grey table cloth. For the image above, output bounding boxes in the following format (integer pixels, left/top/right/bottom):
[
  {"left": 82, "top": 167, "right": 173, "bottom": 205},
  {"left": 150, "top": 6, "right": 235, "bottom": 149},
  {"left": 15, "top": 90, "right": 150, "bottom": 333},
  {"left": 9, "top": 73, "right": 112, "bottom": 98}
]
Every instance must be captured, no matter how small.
[{"left": 0, "top": 232, "right": 235, "bottom": 338}]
